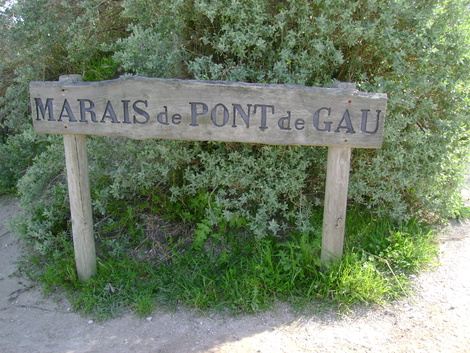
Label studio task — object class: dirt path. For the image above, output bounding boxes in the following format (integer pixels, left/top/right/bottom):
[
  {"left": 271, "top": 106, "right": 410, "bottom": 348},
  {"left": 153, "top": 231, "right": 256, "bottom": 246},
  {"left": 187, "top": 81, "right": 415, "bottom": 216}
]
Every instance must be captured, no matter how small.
[{"left": 1, "top": 192, "right": 469, "bottom": 353}]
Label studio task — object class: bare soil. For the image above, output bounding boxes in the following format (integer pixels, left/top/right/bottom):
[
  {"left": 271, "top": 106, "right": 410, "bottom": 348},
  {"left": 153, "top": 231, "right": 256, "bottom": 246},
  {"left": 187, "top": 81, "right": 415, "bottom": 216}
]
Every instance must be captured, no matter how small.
[{"left": 1, "top": 185, "right": 469, "bottom": 352}]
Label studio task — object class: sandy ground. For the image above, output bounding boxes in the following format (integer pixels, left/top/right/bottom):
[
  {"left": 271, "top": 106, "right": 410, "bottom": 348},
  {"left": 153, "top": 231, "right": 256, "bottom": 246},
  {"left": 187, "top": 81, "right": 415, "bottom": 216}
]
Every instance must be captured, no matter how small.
[{"left": 1, "top": 187, "right": 470, "bottom": 352}]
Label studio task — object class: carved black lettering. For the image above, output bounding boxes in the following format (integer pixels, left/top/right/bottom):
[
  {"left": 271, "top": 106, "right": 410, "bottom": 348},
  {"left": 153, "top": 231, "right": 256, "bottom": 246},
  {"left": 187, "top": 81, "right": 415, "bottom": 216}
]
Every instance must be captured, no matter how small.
[
  {"left": 335, "top": 109, "right": 355, "bottom": 134},
  {"left": 254, "top": 104, "right": 274, "bottom": 131},
  {"left": 232, "top": 104, "right": 251, "bottom": 128},
  {"left": 189, "top": 102, "right": 208, "bottom": 127},
  {"left": 101, "top": 101, "right": 120, "bottom": 124},
  {"left": 172, "top": 113, "right": 182, "bottom": 125},
  {"left": 133, "top": 100, "right": 150, "bottom": 124},
  {"left": 295, "top": 118, "right": 305, "bottom": 131},
  {"left": 313, "top": 107, "right": 332, "bottom": 132},
  {"left": 58, "top": 99, "right": 77, "bottom": 122},
  {"left": 211, "top": 103, "right": 229, "bottom": 127},
  {"left": 360, "top": 109, "right": 381, "bottom": 134},
  {"left": 278, "top": 111, "right": 292, "bottom": 130},
  {"left": 78, "top": 99, "right": 96, "bottom": 123},
  {"left": 157, "top": 106, "right": 170, "bottom": 125},
  {"left": 35, "top": 98, "right": 55, "bottom": 121},
  {"left": 122, "top": 100, "right": 131, "bottom": 124}
]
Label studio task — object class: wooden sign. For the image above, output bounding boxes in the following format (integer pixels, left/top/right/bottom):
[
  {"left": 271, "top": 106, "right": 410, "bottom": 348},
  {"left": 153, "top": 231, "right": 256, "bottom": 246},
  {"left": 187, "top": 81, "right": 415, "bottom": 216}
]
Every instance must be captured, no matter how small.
[
  {"left": 30, "top": 75, "right": 387, "bottom": 280},
  {"left": 30, "top": 76, "right": 386, "bottom": 148}
]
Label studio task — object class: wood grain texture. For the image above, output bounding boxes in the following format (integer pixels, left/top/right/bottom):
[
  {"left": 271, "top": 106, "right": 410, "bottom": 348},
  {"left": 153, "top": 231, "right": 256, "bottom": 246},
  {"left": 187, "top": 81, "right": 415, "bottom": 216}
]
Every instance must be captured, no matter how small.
[
  {"left": 63, "top": 134, "right": 96, "bottom": 280},
  {"left": 59, "top": 75, "right": 96, "bottom": 280},
  {"left": 30, "top": 77, "right": 387, "bottom": 148},
  {"left": 321, "top": 146, "right": 352, "bottom": 262}
]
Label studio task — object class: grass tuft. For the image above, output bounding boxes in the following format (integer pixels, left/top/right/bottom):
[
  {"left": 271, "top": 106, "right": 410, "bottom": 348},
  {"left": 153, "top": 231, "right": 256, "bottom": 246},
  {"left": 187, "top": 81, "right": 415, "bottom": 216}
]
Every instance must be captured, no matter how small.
[{"left": 25, "top": 207, "right": 438, "bottom": 320}]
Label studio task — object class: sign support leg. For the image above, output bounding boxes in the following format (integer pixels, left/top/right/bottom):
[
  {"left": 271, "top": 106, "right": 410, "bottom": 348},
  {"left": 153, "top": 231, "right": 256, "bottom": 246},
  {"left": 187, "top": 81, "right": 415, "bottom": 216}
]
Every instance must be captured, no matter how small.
[
  {"left": 321, "top": 146, "right": 352, "bottom": 263},
  {"left": 59, "top": 74, "right": 96, "bottom": 281},
  {"left": 63, "top": 134, "right": 96, "bottom": 280}
]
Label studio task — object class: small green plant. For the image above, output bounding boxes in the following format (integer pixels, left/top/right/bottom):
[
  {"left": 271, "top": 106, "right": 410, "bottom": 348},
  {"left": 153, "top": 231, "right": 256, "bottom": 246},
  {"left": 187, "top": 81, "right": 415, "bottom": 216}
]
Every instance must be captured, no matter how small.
[
  {"left": 83, "top": 56, "right": 120, "bottom": 82},
  {"left": 0, "top": 129, "right": 50, "bottom": 195},
  {"left": 456, "top": 206, "right": 470, "bottom": 221},
  {"left": 133, "top": 291, "right": 156, "bottom": 317}
]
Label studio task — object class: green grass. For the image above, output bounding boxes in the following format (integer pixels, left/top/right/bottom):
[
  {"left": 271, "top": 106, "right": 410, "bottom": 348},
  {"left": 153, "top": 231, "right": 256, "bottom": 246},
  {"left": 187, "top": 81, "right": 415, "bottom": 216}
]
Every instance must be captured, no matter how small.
[
  {"left": 456, "top": 205, "right": 470, "bottom": 221},
  {"left": 26, "top": 207, "right": 439, "bottom": 320}
]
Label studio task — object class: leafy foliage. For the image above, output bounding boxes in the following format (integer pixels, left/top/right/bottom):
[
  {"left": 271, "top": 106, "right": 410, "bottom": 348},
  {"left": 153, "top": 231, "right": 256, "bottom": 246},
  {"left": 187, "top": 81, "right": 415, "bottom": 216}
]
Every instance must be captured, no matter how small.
[
  {"left": 0, "top": 0, "right": 127, "bottom": 134},
  {"left": 171, "top": 143, "right": 318, "bottom": 238},
  {"left": 0, "top": 128, "right": 50, "bottom": 193},
  {"left": 1, "top": 0, "right": 469, "bottom": 316},
  {"left": 113, "top": 0, "right": 470, "bottom": 222}
]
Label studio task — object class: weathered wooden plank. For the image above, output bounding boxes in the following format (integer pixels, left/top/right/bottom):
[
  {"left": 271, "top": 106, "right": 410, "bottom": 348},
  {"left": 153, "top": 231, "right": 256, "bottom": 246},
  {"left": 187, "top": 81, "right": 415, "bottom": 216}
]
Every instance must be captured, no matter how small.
[
  {"left": 321, "top": 146, "right": 352, "bottom": 262},
  {"left": 30, "top": 77, "right": 387, "bottom": 148}
]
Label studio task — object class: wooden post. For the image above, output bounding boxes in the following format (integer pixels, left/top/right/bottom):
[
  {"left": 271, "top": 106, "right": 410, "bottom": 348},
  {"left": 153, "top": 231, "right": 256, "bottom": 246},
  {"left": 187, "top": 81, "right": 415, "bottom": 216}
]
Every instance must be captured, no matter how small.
[
  {"left": 320, "top": 81, "right": 355, "bottom": 263},
  {"left": 321, "top": 146, "right": 352, "bottom": 263},
  {"left": 60, "top": 75, "right": 97, "bottom": 280}
]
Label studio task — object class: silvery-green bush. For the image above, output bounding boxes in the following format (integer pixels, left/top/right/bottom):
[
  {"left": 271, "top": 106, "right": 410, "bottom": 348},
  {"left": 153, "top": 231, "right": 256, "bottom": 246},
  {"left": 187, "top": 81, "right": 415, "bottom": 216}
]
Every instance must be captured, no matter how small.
[
  {"left": 114, "top": 0, "right": 470, "bottom": 223},
  {"left": 3, "top": 0, "right": 470, "bottom": 252}
]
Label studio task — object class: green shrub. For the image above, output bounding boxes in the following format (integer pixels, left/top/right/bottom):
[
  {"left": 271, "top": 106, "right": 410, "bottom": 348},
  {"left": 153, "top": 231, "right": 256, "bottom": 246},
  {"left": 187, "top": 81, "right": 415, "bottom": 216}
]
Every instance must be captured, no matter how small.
[
  {"left": 171, "top": 143, "right": 321, "bottom": 239},
  {"left": 2, "top": 0, "right": 467, "bottom": 317},
  {"left": 15, "top": 135, "right": 70, "bottom": 255},
  {"left": 0, "top": 129, "right": 50, "bottom": 194},
  {"left": 0, "top": 0, "right": 127, "bottom": 192},
  {"left": 6, "top": 0, "right": 470, "bottom": 245},
  {"left": 114, "top": 0, "right": 470, "bottom": 222}
]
